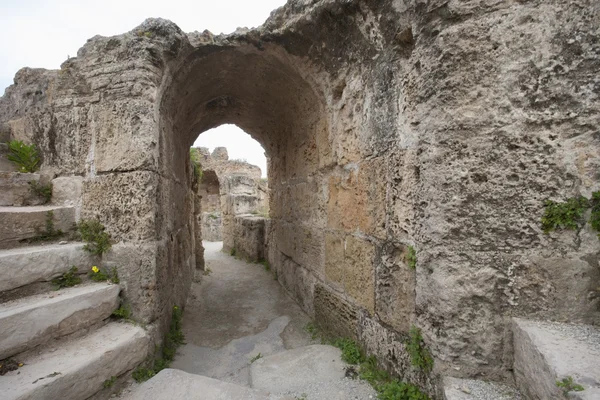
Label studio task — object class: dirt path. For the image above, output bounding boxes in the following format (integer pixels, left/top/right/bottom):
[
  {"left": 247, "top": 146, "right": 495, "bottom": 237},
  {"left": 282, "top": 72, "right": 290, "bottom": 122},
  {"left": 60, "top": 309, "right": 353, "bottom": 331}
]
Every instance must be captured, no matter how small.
[{"left": 171, "top": 241, "right": 314, "bottom": 386}]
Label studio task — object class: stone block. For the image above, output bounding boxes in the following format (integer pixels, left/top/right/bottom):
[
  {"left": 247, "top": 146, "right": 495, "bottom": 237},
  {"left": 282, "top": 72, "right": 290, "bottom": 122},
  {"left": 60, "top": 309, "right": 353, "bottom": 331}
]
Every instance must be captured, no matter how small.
[
  {"left": 375, "top": 242, "right": 416, "bottom": 333},
  {"left": 344, "top": 236, "right": 375, "bottom": 313},
  {"left": 3, "top": 322, "right": 149, "bottom": 400},
  {"left": 0, "top": 242, "right": 95, "bottom": 292},
  {"left": 314, "top": 283, "right": 358, "bottom": 340},
  {"left": 81, "top": 171, "right": 158, "bottom": 242},
  {"left": 52, "top": 175, "right": 83, "bottom": 207},
  {"left": 0, "top": 205, "right": 75, "bottom": 249},
  {"left": 0, "top": 171, "right": 42, "bottom": 206},
  {"left": 0, "top": 283, "right": 119, "bottom": 359}
]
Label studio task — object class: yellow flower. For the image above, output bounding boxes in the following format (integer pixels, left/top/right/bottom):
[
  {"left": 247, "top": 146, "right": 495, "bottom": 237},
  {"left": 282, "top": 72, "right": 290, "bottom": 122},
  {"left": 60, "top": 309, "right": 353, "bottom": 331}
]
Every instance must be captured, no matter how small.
[
  {"left": 92, "top": 266, "right": 99, "bottom": 273},
  {"left": 18, "top": 363, "right": 23, "bottom": 367}
]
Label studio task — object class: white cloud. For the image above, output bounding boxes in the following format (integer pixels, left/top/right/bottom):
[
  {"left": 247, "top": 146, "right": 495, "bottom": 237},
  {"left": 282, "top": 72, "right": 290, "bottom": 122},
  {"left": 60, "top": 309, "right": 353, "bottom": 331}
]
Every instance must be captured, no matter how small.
[{"left": 0, "top": 0, "right": 283, "bottom": 175}]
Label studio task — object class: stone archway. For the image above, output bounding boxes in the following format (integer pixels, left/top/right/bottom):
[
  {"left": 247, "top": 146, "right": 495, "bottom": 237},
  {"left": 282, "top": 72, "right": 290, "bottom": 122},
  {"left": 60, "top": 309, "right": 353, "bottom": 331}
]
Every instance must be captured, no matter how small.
[{"left": 1, "top": 1, "right": 599, "bottom": 398}]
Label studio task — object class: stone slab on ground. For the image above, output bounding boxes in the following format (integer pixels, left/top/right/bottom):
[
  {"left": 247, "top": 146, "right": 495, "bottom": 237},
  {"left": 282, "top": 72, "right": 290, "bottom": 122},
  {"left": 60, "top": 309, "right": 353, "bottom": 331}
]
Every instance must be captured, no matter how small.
[
  {"left": 0, "top": 172, "right": 42, "bottom": 206},
  {"left": 125, "top": 369, "right": 291, "bottom": 400},
  {"left": 0, "top": 242, "right": 93, "bottom": 292},
  {"left": 443, "top": 377, "right": 522, "bottom": 399},
  {"left": 250, "top": 344, "right": 377, "bottom": 399},
  {"left": 0, "top": 205, "right": 75, "bottom": 249},
  {"left": 3, "top": 322, "right": 149, "bottom": 400},
  {"left": 0, "top": 283, "right": 119, "bottom": 359},
  {"left": 513, "top": 318, "right": 600, "bottom": 400}
]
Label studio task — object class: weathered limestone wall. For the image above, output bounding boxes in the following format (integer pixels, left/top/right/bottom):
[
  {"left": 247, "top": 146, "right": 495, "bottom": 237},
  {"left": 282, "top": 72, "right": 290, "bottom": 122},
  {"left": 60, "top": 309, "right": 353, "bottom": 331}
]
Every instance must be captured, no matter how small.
[
  {"left": 194, "top": 147, "right": 268, "bottom": 243},
  {"left": 232, "top": 215, "right": 267, "bottom": 262},
  {"left": 1, "top": 0, "right": 599, "bottom": 396}
]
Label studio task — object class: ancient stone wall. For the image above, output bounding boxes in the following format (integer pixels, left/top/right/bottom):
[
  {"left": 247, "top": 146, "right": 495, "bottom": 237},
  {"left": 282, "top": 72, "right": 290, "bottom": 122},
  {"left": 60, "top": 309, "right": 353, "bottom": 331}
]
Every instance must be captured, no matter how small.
[{"left": 1, "top": 0, "right": 599, "bottom": 396}]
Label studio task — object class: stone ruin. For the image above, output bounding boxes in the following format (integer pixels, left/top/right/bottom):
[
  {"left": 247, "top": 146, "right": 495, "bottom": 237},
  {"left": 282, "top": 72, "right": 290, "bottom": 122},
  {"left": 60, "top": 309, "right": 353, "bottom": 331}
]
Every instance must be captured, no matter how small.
[
  {"left": 193, "top": 146, "right": 268, "bottom": 248},
  {"left": 0, "top": 0, "right": 599, "bottom": 398}
]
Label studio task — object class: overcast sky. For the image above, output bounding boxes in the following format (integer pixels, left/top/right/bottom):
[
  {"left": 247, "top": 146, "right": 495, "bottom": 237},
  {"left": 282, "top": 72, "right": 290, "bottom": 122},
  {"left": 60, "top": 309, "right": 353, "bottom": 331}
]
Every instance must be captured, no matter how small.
[{"left": 0, "top": 0, "right": 284, "bottom": 177}]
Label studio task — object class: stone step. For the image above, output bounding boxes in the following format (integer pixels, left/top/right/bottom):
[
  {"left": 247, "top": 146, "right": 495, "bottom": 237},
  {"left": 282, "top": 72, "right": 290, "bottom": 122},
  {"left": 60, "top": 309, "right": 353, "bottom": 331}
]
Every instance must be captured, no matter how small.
[
  {"left": 0, "top": 205, "right": 75, "bottom": 249},
  {"left": 443, "top": 377, "right": 522, "bottom": 399},
  {"left": 0, "top": 242, "right": 94, "bottom": 293},
  {"left": 513, "top": 318, "right": 600, "bottom": 400},
  {"left": 249, "top": 344, "right": 377, "bottom": 399},
  {"left": 3, "top": 322, "right": 149, "bottom": 400},
  {"left": 125, "top": 368, "right": 291, "bottom": 400},
  {"left": 0, "top": 172, "right": 44, "bottom": 206},
  {"left": 0, "top": 283, "right": 119, "bottom": 359}
]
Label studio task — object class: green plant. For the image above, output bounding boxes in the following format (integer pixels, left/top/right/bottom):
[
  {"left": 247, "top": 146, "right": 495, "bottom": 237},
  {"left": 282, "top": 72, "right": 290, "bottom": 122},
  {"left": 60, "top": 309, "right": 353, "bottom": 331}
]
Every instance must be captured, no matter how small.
[
  {"left": 109, "top": 266, "right": 120, "bottom": 284},
  {"left": 112, "top": 304, "right": 131, "bottom": 319},
  {"left": 556, "top": 376, "right": 584, "bottom": 396},
  {"left": 78, "top": 219, "right": 112, "bottom": 256},
  {"left": 208, "top": 213, "right": 218, "bottom": 219},
  {"left": 190, "top": 148, "right": 203, "bottom": 183},
  {"left": 295, "top": 394, "right": 308, "bottom": 400},
  {"left": 7, "top": 140, "right": 40, "bottom": 173},
  {"left": 89, "top": 265, "right": 109, "bottom": 281},
  {"left": 590, "top": 192, "right": 600, "bottom": 238},
  {"left": 29, "top": 181, "right": 52, "bottom": 203},
  {"left": 52, "top": 266, "right": 81, "bottom": 289},
  {"left": 541, "top": 196, "right": 589, "bottom": 233},
  {"left": 230, "top": 248, "right": 237, "bottom": 257},
  {"left": 203, "top": 267, "right": 212, "bottom": 276},
  {"left": 29, "top": 210, "right": 63, "bottom": 242},
  {"left": 377, "top": 380, "right": 430, "bottom": 400},
  {"left": 133, "top": 305, "right": 185, "bottom": 382},
  {"left": 333, "top": 338, "right": 363, "bottom": 365},
  {"left": 103, "top": 376, "right": 116, "bottom": 388},
  {"left": 359, "top": 356, "right": 389, "bottom": 386},
  {"left": 407, "top": 245, "right": 417, "bottom": 269},
  {"left": 259, "top": 259, "right": 270, "bottom": 272},
  {"left": 304, "top": 322, "right": 320, "bottom": 341},
  {"left": 250, "top": 353, "right": 262, "bottom": 363},
  {"left": 132, "top": 366, "right": 155, "bottom": 382},
  {"left": 406, "top": 326, "right": 433, "bottom": 372}
]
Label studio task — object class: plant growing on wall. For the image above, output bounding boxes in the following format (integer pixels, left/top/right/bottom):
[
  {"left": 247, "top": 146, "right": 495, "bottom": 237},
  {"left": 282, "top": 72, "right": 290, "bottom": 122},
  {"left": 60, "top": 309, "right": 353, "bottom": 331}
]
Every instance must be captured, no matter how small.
[
  {"left": 190, "top": 148, "right": 203, "bottom": 183},
  {"left": 78, "top": 219, "right": 112, "bottom": 256},
  {"left": 541, "top": 192, "right": 600, "bottom": 238},
  {"left": 7, "top": 140, "right": 40, "bottom": 173},
  {"left": 406, "top": 326, "right": 433, "bottom": 372}
]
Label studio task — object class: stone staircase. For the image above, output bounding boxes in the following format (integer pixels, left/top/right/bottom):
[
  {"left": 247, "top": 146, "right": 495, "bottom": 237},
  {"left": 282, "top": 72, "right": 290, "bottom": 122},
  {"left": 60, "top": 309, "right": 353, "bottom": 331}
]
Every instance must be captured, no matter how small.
[
  {"left": 0, "top": 145, "right": 149, "bottom": 400},
  {"left": 443, "top": 318, "right": 600, "bottom": 400}
]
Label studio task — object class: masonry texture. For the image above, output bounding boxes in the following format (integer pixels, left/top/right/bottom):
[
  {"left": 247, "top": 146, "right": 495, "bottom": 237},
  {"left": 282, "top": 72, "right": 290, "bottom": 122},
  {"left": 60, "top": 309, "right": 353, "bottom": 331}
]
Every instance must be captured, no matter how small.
[{"left": 1, "top": 0, "right": 599, "bottom": 397}]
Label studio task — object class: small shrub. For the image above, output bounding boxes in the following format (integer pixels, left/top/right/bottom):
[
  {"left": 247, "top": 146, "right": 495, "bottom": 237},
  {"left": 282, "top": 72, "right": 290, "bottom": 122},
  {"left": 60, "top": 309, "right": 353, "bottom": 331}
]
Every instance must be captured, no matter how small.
[
  {"left": 406, "top": 245, "right": 417, "bottom": 269},
  {"left": 78, "top": 219, "right": 111, "bottom": 256},
  {"left": 133, "top": 305, "right": 185, "bottom": 382},
  {"left": 7, "top": 140, "right": 40, "bottom": 173},
  {"left": 304, "top": 322, "right": 321, "bottom": 341},
  {"left": 89, "top": 265, "right": 109, "bottom": 281},
  {"left": 52, "top": 266, "right": 81, "bottom": 289},
  {"left": 377, "top": 380, "right": 430, "bottom": 400},
  {"left": 190, "top": 148, "right": 203, "bottom": 184},
  {"left": 259, "top": 259, "right": 270, "bottom": 272},
  {"left": 556, "top": 376, "right": 584, "bottom": 395},
  {"left": 203, "top": 267, "right": 212, "bottom": 276},
  {"left": 109, "top": 266, "right": 120, "bottom": 284},
  {"left": 29, "top": 181, "right": 52, "bottom": 204},
  {"left": 29, "top": 210, "right": 63, "bottom": 242},
  {"left": 359, "top": 356, "right": 389, "bottom": 386},
  {"left": 103, "top": 376, "right": 116, "bottom": 388},
  {"left": 333, "top": 338, "right": 363, "bottom": 365},
  {"left": 132, "top": 366, "right": 155, "bottom": 382},
  {"left": 406, "top": 326, "right": 433, "bottom": 372},
  {"left": 112, "top": 304, "right": 131, "bottom": 319},
  {"left": 249, "top": 353, "right": 262, "bottom": 363},
  {"left": 541, "top": 196, "right": 589, "bottom": 233},
  {"left": 230, "top": 248, "right": 236, "bottom": 257}
]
